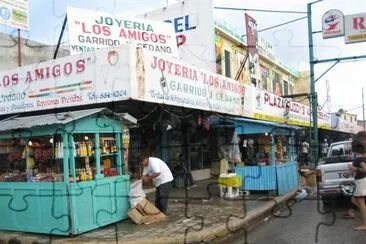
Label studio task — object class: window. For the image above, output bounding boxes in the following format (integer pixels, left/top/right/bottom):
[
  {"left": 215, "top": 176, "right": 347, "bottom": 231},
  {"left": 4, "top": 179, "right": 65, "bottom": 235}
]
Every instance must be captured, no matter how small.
[
  {"left": 260, "top": 66, "right": 269, "bottom": 91},
  {"left": 224, "top": 50, "right": 231, "bottom": 78},
  {"left": 330, "top": 144, "right": 344, "bottom": 156},
  {"left": 272, "top": 72, "right": 281, "bottom": 96},
  {"left": 283, "top": 80, "right": 289, "bottom": 96}
]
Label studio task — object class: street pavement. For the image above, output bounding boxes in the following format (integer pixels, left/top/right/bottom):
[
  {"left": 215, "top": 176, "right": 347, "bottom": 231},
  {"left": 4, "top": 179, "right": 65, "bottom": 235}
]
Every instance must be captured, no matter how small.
[
  {"left": 0, "top": 179, "right": 290, "bottom": 244},
  {"left": 221, "top": 198, "right": 366, "bottom": 244}
]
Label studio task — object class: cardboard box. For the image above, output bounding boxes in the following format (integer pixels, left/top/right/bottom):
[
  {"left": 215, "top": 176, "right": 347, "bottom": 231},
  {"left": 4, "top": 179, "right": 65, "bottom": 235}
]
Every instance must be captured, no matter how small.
[
  {"left": 128, "top": 198, "right": 166, "bottom": 225},
  {"left": 304, "top": 171, "right": 317, "bottom": 187},
  {"left": 299, "top": 176, "right": 307, "bottom": 187}
]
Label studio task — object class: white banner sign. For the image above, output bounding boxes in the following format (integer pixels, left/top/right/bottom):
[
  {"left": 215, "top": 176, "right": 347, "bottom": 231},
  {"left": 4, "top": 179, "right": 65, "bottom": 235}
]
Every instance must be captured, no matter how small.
[
  {"left": 345, "top": 12, "right": 366, "bottom": 44},
  {"left": 0, "top": 0, "right": 28, "bottom": 30},
  {"left": 67, "top": 7, "right": 179, "bottom": 57},
  {"left": 138, "top": 0, "right": 216, "bottom": 72},
  {"left": 131, "top": 49, "right": 250, "bottom": 116},
  {"left": 322, "top": 9, "right": 345, "bottom": 39},
  {"left": 0, "top": 46, "right": 132, "bottom": 115},
  {"left": 253, "top": 89, "right": 331, "bottom": 129}
]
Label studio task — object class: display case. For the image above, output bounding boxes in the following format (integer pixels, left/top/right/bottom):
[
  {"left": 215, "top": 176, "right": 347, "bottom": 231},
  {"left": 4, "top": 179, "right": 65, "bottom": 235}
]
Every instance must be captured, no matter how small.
[{"left": 0, "top": 108, "right": 135, "bottom": 235}]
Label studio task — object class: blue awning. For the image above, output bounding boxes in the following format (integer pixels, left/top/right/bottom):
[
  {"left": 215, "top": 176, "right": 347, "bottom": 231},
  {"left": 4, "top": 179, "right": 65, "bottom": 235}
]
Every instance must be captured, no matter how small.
[{"left": 210, "top": 116, "right": 302, "bottom": 135}]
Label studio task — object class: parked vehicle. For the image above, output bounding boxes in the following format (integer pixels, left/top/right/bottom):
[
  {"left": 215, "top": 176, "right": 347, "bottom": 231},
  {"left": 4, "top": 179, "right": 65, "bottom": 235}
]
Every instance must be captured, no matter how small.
[{"left": 316, "top": 140, "right": 355, "bottom": 204}]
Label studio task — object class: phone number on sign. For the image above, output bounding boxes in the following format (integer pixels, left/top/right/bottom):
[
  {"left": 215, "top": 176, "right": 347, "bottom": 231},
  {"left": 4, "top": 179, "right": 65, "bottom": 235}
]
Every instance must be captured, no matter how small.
[{"left": 87, "top": 90, "right": 127, "bottom": 100}]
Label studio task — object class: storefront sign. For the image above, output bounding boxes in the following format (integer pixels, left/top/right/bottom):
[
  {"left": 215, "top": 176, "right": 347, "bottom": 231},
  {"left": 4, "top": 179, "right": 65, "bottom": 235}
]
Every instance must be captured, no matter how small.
[
  {"left": 0, "top": 0, "right": 28, "bottom": 30},
  {"left": 245, "top": 13, "right": 260, "bottom": 83},
  {"left": 131, "top": 49, "right": 250, "bottom": 116},
  {"left": 67, "top": 7, "right": 179, "bottom": 57},
  {"left": 345, "top": 12, "right": 366, "bottom": 44},
  {"left": 322, "top": 9, "right": 345, "bottom": 39},
  {"left": 138, "top": 0, "right": 216, "bottom": 72},
  {"left": 253, "top": 89, "right": 331, "bottom": 129},
  {"left": 0, "top": 46, "right": 131, "bottom": 115}
]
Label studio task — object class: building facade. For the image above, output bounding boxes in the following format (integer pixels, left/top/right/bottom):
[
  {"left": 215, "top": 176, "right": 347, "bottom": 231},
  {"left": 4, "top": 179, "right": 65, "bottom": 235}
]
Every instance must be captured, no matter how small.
[{"left": 214, "top": 20, "right": 298, "bottom": 97}]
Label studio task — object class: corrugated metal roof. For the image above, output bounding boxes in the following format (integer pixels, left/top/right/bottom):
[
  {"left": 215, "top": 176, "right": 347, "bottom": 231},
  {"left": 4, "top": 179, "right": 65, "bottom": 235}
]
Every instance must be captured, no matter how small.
[{"left": 0, "top": 108, "right": 107, "bottom": 132}]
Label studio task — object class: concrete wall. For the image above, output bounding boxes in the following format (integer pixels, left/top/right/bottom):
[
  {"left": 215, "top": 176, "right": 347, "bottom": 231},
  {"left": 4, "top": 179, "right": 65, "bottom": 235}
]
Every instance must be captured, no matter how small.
[{"left": 0, "top": 33, "right": 70, "bottom": 71}]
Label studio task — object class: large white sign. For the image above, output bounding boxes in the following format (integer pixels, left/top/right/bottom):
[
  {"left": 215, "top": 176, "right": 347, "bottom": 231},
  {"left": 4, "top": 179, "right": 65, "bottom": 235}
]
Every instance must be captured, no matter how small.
[
  {"left": 0, "top": 0, "right": 28, "bottom": 30},
  {"left": 131, "top": 48, "right": 251, "bottom": 116},
  {"left": 0, "top": 46, "right": 132, "bottom": 115},
  {"left": 322, "top": 9, "right": 345, "bottom": 39},
  {"left": 138, "top": 0, "right": 216, "bottom": 72},
  {"left": 67, "top": 7, "right": 179, "bottom": 57},
  {"left": 345, "top": 12, "right": 366, "bottom": 44},
  {"left": 253, "top": 89, "right": 331, "bottom": 129}
]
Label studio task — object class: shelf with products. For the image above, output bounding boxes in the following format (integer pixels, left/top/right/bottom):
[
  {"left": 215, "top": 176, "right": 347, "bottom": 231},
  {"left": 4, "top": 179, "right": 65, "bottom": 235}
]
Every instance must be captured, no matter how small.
[
  {"left": 101, "top": 154, "right": 119, "bottom": 177},
  {"left": 100, "top": 135, "right": 119, "bottom": 155},
  {"left": 0, "top": 136, "right": 67, "bottom": 183}
]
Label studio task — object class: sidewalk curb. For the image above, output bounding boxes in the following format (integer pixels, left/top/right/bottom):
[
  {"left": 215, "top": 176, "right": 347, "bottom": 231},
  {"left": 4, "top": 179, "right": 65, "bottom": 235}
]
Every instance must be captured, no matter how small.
[
  {"left": 119, "top": 189, "right": 297, "bottom": 244},
  {"left": 0, "top": 189, "right": 297, "bottom": 244}
]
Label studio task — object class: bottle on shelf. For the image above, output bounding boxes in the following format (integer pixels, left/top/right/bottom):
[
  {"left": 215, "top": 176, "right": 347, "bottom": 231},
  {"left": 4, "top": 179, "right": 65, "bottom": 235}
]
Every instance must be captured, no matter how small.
[{"left": 54, "top": 142, "right": 59, "bottom": 158}]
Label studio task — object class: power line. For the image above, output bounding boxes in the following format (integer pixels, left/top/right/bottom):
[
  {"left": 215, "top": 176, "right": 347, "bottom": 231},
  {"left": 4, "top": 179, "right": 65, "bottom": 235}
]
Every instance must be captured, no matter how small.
[
  {"left": 241, "top": 16, "right": 307, "bottom": 38},
  {"left": 214, "top": 7, "right": 307, "bottom": 14}
]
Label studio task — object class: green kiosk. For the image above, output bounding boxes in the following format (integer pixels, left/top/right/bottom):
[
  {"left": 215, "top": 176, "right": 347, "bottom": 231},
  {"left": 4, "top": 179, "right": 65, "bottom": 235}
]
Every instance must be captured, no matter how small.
[{"left": 0, "top": 108, "right": 135, "bottom": 235}]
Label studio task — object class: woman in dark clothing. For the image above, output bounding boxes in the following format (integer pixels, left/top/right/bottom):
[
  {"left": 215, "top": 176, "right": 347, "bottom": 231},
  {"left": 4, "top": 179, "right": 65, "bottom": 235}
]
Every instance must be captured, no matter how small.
[{"left": 348, "top": 131, "right": 366, "bottom": 231}]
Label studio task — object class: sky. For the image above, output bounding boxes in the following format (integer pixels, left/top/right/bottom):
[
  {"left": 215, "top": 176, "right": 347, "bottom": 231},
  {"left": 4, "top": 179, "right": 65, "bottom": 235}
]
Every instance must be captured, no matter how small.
[{"left": 1, "top": 0, "right": 366, "bottom": 119}]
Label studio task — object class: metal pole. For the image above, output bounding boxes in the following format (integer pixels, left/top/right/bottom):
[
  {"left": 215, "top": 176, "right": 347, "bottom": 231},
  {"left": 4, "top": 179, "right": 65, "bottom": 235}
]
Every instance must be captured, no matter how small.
[
  {"left": 54, "top": 16, "right": 68, "bottom": 59},
  {"left": 307, "top": 3, "right": 319, "bottom": 167},
  {"left": 17, "top": 29, "right": 21, "bottom": 67},
  {"left": 363, "top": 87, "right": 365, "bottom": 132}
]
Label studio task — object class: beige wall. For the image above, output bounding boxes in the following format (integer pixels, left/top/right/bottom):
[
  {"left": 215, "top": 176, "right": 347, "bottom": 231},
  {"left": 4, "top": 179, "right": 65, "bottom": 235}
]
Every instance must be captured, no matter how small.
[
  {"left": 342, "top": 113, "right": 358, "bottom": 125},
  {"left": 215, "top": 30, "right": 298, "bottom": 97}
]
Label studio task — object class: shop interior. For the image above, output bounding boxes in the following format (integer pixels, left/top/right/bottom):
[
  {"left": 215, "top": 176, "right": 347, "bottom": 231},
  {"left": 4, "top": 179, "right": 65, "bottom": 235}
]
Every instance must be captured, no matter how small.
[{"left": 0, "top": 132, "right": 122, "bottom": 183}]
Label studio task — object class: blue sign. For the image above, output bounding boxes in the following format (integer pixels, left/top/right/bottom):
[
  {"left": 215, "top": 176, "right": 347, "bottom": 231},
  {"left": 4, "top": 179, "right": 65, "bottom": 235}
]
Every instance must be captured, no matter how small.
[{"left": 0, "top": 7, "right": 11, "bottom": 21}]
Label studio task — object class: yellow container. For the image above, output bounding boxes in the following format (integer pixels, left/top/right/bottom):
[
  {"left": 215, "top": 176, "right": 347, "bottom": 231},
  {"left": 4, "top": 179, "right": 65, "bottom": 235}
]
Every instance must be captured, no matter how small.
[{"left": 218, "top": 176, "right": 242, "bottom": 188}]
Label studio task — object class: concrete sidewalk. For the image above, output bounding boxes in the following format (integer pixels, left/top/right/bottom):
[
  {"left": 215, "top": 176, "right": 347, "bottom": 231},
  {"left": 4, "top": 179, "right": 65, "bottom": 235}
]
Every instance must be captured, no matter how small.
[{"left": 0, "top": 179, "right": 297, "bottom": 244}]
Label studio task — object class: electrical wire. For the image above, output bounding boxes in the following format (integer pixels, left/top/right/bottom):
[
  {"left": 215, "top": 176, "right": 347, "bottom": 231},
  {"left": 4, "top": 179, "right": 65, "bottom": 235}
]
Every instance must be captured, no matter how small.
[
  {"left": 214, "top": 7, "right": 307, "bottom": 15},
  {"left": 137, "top": 106, "right": 159, "bottom": 121}
]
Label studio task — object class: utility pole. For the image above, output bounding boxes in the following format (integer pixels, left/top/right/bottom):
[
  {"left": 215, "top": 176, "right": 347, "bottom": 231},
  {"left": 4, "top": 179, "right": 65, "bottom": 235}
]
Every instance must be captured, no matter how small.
[
  {"left": 307, "top": 2, "right": 319, "bottom": 168},
  {"left": 363, "top": 87, "right": 365, "bottom": 131}
]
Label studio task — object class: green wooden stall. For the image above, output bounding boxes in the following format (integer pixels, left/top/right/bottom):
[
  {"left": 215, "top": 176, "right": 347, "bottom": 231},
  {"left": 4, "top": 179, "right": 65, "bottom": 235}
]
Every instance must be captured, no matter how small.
[{"left": 0, "top": 108, "right": 135, "bottom": 235}]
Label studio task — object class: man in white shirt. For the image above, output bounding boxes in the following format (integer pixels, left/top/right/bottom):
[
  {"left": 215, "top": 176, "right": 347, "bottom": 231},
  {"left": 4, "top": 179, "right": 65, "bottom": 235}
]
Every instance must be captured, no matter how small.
[
  {"left": 140, "top": 155, "right": 173, "bottom": 214},
  {"left": 301, "top": 140, "right": 310, "bottom": 165}
]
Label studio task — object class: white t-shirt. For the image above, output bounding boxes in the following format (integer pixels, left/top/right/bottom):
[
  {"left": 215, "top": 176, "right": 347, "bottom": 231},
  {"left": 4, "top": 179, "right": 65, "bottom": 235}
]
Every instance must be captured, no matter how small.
[
  {"left": 143, "top": 157, "right": 173, "bottom": 186},
  {"left": 301, "top": 142, "right": 309, "bottom": 154}
]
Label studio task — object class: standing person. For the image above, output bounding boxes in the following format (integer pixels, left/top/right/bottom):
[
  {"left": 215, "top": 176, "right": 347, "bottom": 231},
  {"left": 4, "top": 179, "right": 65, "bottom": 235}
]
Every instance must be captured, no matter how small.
[
  {"left": 320, "top": 139, "right": 329, "bottom": 158},
  {"left": 140, "top": 155, "right": 173, "bottom": 215},
  {"left": 301, "top": 140, "right": 310, "bottom": 166},
  {"left": 348, "top": 131, "right": 366, "bottom": 231}
]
